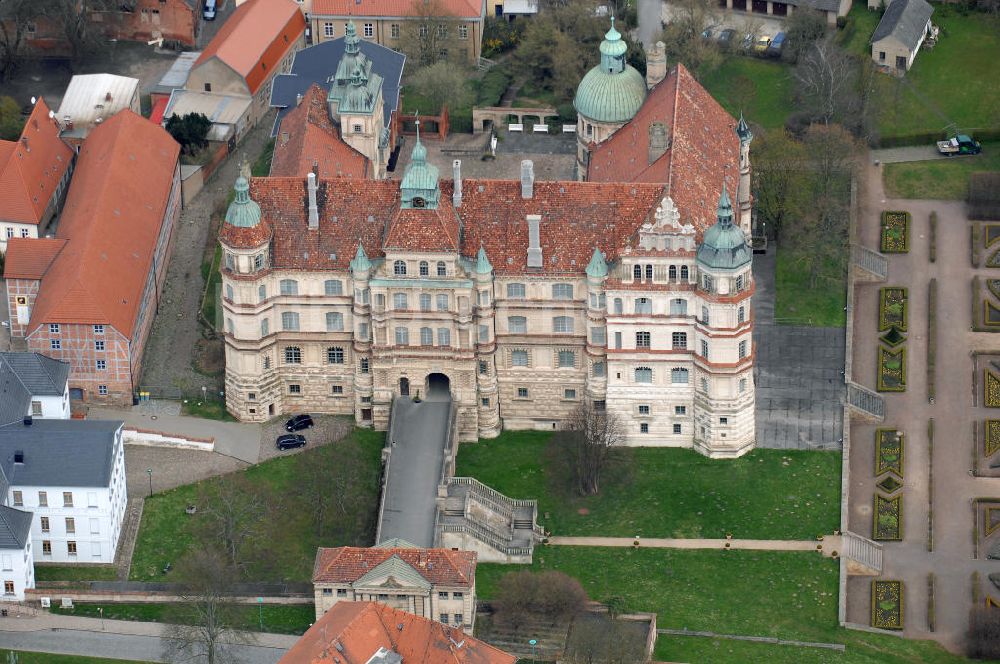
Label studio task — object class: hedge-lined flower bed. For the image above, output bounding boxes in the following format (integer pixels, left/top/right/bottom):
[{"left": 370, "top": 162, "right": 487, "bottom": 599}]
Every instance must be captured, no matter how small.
[
  {"left": 875, "top": 429, "right": 904, "bottom": 477},
  {"left": 873, "top": 494, "right": 902, "bottom": 540},
  {"left": 880, "top": 211, "right": 910, "bottom": 254},
  {"left": 878, "top": 347, "right": 906, "bottom": 392},
  {"left": 878, "top": 288, "right": 908, "bottom": 332},
  {"left": 986, "top": 370, "right": 1000, "bottom": 407},
  {"left": 871, "top": 580, "right": 903, "bottom": 630},
  {"left": 986, "top": 420, "right": 1000, "bottom": 458}
]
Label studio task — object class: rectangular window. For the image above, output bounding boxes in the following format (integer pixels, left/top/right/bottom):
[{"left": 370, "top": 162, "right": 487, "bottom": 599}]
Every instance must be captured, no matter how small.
[
  {"left": 420, "top": 293, "right": 432, "bottom": 311},
  {"left": 454, "top": 613, "right": 463, "bottom": 624},
  {"left": 261, "top": 319, "right": 270, "bottom": 336},
  {"left": 96, "top": 359, "right": 106, "bottom": 371},
  {"left": 391, "top": 23, "right": 400, "bottom": 38},
  {"left": 590, "top": 326, "right": 606, "bottom": 345},
  {"left": 279, "top": 279, "right": 298, "bottom": 296},
  {"left": 438, "top": 591, "right": 448, "bottom": 599},
  {"left": 67, "top": 541, "right": 77, "bottom": 555},
  {"left": 20, "top": 228, "right": 28, "bottom": 238},
  {"left": 1, "top": 555, "right": 10, "bottom": 571},
  {"left": 673, "top": 423, "right": 682, "bottom": 434},
  {"left": 517, "top": 387, "right": 529, "bottom": 398},
  {"left": 324, "top": 22, "right": 334, "bottom": 37},
  {"left": 564, "top": 389, "right": 576, "bottom": 399},
  {"left": 511, "top": 349, "right": 528, "bottom": 367},
  {"left": 507, "top": 283, "right": 525, "bottom": 298},
  {"left": 31, "top": 401, "right": 42, "bottom": 416},
  {"left": 614, "top": 331, "right": 622, "bottom": 349},
  {"left": 90, "top": 519, "right": 99, "bottom": 535},
  {"left": 636, "top": 331, "right": 651, "bottom": 348},
  {"left": 508, "top": 316, "right": 527, "bottom": 334},
  {"left": 553, "top": 316, "right": 573, "bottom": 333},
  {"left": 640, "top": 422, "right": 649, "bottom": 433},
  {"left": 332, "top": 385, "right": 343, "bottom": 394},
  {"left": 38, "top": 491, "right": 47, "bottom": 507},
  {"left": 42, "top": 541, "right": 51, "bottom": 555},
  {"left": 395, "top": 327, "right": 409, "bottom": 345},
  {"left": 95, "top": 340, "right": 105, "bottom": 351},
  {"left": 324, "top": 280, "right": 343, "bottom": 296},
  {"left": 92, "top": 541, "right": 101, "bottom": 557},
  {"left": 353, "top": 123, "right": 362, "bottom": 133},
  {"left": 326, "top": 312, "right": 344, "bottom": 331},
  {"left": 98, "top": 385, "right": 108, "bottom": 395},
  {"left": 94, "top": 325, "right": 104, "bottom": 335},
  {"left": 479, "top": 360, "right": 489, "bottom": 375},
  {"left": 458, "top": 24, "right": 468, "bottom": 39},
  {"left": 634, "top": 297, "right": 652, "bottom": 314},
  {"left": 63, "top": 492, "right": 73, "bottom": 507},
  {"left": 675, "top": 405, "right": 687, "bottom": 415},
  {"left": 322, "top": 588, "right": 332, "bottom": 596},
  {"left": 638, "top": 405, "right": 650, "bottom": 415},
  {"left": 557, "top": 350, "right": 575, "bottom": 368},
  {"left": 248, "top": 392, "right": 257, "bottom": 401},
  {"left": 49, "top": 323, "right": 60, "bottom": 334},
  {"left": 289, "top": 384, "right": 301, "bottom": 394},
  {"left": 360, "top": 358, "right": 369, "bottom": 373},
  {"left": 701, "top": 340, "right": 709, "bottom": 359},
  {"left": 364, "top": 23, "right": 373, "bottom": 37},
  {"left": 635, "top": 367, "right": 653, "bottom": 383},
  {"left": 3, "top": 581, "right": 13, "bottom": 594},
  {"left": 720, "top": 417, "right": 729, "bottom": 425},
  {"left": 739, "top": 340, "right": 748, "bottom": 359},
  {"left": 739, "top": 378, "right": 747, "bottom": 393},
  {"left": 479, "top": 324, "right": 489, "bottom": 342},
  {"left": 438, "top": 328, "right": 451, "bottom": 346},
  {"left": 327, "top": 347, "right": 345, "bottom": 364},
  {"left": 481, "top": 397, "right": 490, "bottom": 406},
  {"left": 281, "top": 312, "right": 300, "bottom": 331},
  {"left": 436, "top": 294, "right": 449, "bottom": 311},
  {"left": 552, "top": 283, "right": 573, "bottom": 300},
  {"left": 592, "top": 361, "right": 605, "bottom": 377},
  {"left": 440, "top": 613, "right": 448, "bottom": 623},
  {"left": 50, "top": 339, "right": 61, "bottom": 350},
  {"left": 437, "top": 24, "right": 447, "bottom": 38},
  {"left": 11, "top": 491, "right": 22, "bottom": 507},
  {"left": 672, "top": 332, "right": 687, "bottom": 350},
  {"left": 337, "top": 588, "right": 347, "bottom": 597},
  {"left": 65, "top": 518, "right": 75, "bottom": 533}
]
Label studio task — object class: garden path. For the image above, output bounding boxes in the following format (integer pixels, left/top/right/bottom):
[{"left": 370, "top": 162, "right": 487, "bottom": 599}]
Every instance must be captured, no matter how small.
[
  {"left": 842, "top": 160, "right": 998, "bottom": 654},
  {"left": 548, "top": 536, "right": 837, "bottom": 554}
]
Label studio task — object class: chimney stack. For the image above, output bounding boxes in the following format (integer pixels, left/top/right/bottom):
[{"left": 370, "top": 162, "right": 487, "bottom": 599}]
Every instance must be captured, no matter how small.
[
  {"left": 20, "top": 136, "right": 29, "bottom": 151},
  {"left": 520, "top": 160, "right": 534, "bottom": 199},
  {"left": 307, "top": 172, "right": 319, "bottom": 229},
  {"left": 648, "top": 122, "right": 669, "bottom": 165},
  {"left": 296, "top": 93, "right": 303, "bottom": 106},
  {"left": 645, "top": 41, "right": 667, "bottom": 89},
  {"left": 526, "top": 214, "right": 542, "bottom": 268},
  {"left": 452, "top": 159, "right": 462, "bottom": 208}
]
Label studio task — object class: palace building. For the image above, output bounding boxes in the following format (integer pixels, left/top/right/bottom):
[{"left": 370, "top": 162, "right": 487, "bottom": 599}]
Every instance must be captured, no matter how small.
[{"left": 217, "top": 20, "right": 756, "bottom": 458}]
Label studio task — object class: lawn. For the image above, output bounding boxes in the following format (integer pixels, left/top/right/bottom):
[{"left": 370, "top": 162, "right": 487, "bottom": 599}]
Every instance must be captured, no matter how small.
[
  {"left": 0, "top": 652, "right": 152, "bottom": 664},
  {"left": 700, "top": 56, "right": 795, "bottom": 130},
  {"left": 129, "top": 428, "right": 383, "bottom": 582},
  {"left": 475, "top": 547, "right": 964, "bottom": 664},
  {"left": 199, "top": 244, "right": 222, "bottom": 330},
  {"left": 838, "top": 0, "right": 883, "bottom": 58},
  {"left": 180, "top": 398, "right": 234, "bottom": 421},
  {"left": 774, "top": 246, "right": 847, "bottom": 327},
  {"left": 53, "top": 602, "right": 314, "bottom": 635},
  {"left": 33, "top": 565, "right": 118, "bottom": 584},
  {"left": 883, "top": 142, "right": 1000, "bottom": 199},
  {"left": 456, "top": 431, "right": 840, "bottom": 539},
  {"left": 252, "top": 138, "right": 275, "bottom": 177}
]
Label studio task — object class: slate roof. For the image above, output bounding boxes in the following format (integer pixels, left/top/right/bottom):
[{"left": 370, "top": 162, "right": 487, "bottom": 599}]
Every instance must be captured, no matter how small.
[
  {"left": 270, "top": 36, "right": 404, "bottom": 136},
  {"left": 313, "top": 546, "right": 476, "bottom": 587},
  {"left": 23, "top": 111, "right": 180, "bottom": 336},
  {"left": 310, "top": 0, "right": 484, "bottom": 18},
  {"left": 0, "top": 505, "right": 32, "bottom": 550},
  {"left": 2, "top": 238, "right": 67, "bottom": 279},
  {"left": 0, "top": 419, "right": 122, "bottom": 488},
  {"left": 279, "top": 602, "right": 515, "bottom": 664},
  {"left": 234, "top": 177, "right": 667, "bottom": 275},
  {"left": 270, "top": 84, "right": 369, "bottom": 179},
  {"left": 586, "top": 63, "right": 739, "bottom": 233},
  {"left": 789, "top": 0, "right": 842, "bottom": 12},
  {"left": 872, "top": 0, "right": 933, "bottom": 50},
  {"left": 0, "top": 353, "right": 69, "bottom": 427},
  {"left": 0, "top": 98, "right": 75, "bottom": 226},
  {"left": 194, "top": 0, "right": 305, "bottom": 96}
]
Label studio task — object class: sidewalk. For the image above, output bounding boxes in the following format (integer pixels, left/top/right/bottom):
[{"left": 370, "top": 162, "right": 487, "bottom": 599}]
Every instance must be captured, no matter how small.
[{"left": 548, "top": 536, "right": 837, "bottom": 555}]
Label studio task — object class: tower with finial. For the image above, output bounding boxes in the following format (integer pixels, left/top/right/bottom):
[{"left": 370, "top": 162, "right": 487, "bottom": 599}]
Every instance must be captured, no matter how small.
[
  {"left": 400, "top": 120, "right": 440, "bottom": 209},
  {"left": 735, "top": 112, "right": 754, "bottom": 235}
]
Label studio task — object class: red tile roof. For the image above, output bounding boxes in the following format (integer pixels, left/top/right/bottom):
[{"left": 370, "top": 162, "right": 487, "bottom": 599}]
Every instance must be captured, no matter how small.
[
  {"left": 313, "top": 546, "right": 476, "bottom": 586},
  {"left": 586, "top": 64, "right": 739, "bottom": 234},
  {"left": 195, "top": 0, "right": 305, "bottom": 96},
  {"left": 225, "top": 177, "right": 666, "bottom": 275},
  {"left": 0, "top": 98, "right": 74, "bottom": 226},
  {"left": 270, "top": 84, "right": 369, "bottom": 179},
  {"left": 311, "top": 0, "right": 484, "bottom": 19},
  {"left": 2, "top": 238, "right": 67, "bottom": 279},
  {"left": 25, "top": 111, "right": 180, "bottom": 335},
  {"left": 280, "top": 602, "right": 515, "bottom": 664}
]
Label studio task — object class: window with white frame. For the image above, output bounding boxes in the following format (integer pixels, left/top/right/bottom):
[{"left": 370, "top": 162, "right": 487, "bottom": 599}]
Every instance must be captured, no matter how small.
[
  {"left": 393, "top": 293, "right": 408, "bottom": 309},
  {"left": 638, "top": 404, "right": 650, "bottom": 415},
  {"left": 438, "top": 328, "right": 451, "bottom": 346},
  {"left": 669, "top": 298, "right": 687, "bottom": 315},
  {"left": 437, "top": 24, "right": 447, "bottom": 38},
  {"left": 507, "top": 282, "right": 525, "bottom": 298},
  {"left": 420, "top": 327, "right": 433, "bottom": 345},
  {"left": 50, "top": 339, "right": 60, "bottom": 350},
  {"left": 279, "top": 279, "right": 298, "bottom": 295},
  {"left": 96, "top": 360, "right": 106, "bottom": 371},
  {"left": 739, "top": 340, "right": 748, "bottom": 359},
  {"left": 20, "top": 228, "right": 28, "bottom": 238},
  {"left": 94, "top": 325, "right": 104, "bottom": 335},
  {"left": 436, "top": 294, "right": 449, "bottom": 311},
  {"left": 324, "top": 22, "right": 334, "bottom": 36},
  {"left": 564, "top": 388, "right": 576, "bottom": 399},
  {"left": 557, "top": 350, "right": 575, "bottom": 368},
  {"left": 738, "top": 306, "right": 746, "bottom": 324},
  {"left": 98, "top": 385, "right": 107, "bottom": 395},
  {"left": 671, "top": 332, "right": 687, "bottom": 349},
  {"left": 363, "top": 22, "right": 373, "bottom": 37},
  {"left": 437, "top": 261, "right": 447, "bottom": 276},
  {"left": 289, "top": 384, "right": 301, "bottom": 394},
  {"left": 284, "top": 346, "right": 302, "bottom": 364},
  {"left": 636, "top": 331, "right": 651, "bottom": 348},
  {"left": 552, "top": 283, "right": 573, "bottom": 300},
  {"left": 675, "top": 405, "right": 686, "bottom": 415},
  {"left": 281, "top": 312, "right": 300, "bottom": 331},
  {"left": 327, "top": 347, "right": 344, "bottom": 364},
  {"left": 613, "top": 298, "right": 623, "bottom": 314},
  {"left": 95, "top": 340, "right": 105, "bottom": 351},
  {"left": 634, "top": 297, "right": 652, "bottom": 314},
  {"left": 419, "top": 261, "right": 429, "bottom": 276},
  {"left": 395, "top": 327, "right": 409, "bottom": 345},
  {"left": 553, "top": 316, "right": 573, "bottom": 333},
  {"left": 261, "top": 319, "right": 269, "bottom": 336},
  {"left": 254, "top": 254, "right": 265, "bottom": 271},
  {"left": 640, "top": 422, "right": 650, "bottom": 433},
  {"left": 325, "top": 280, "right": 343, "bottom": 296},
  {"left": 420, "top": 293, "right": 431, "bottom": 311},
  {"left": 508, "top": 316, "right": 527, "bottom": 334},
  {"left": 635, "top": 367, "right": 653, "bottom": 383},
  {"left": 702, "top": 306, "right": 710, "bottom": 325},
  {"left": 701, "top": 340, "right": 709, "bottom": 359},
  {"left": 736, "top": 274, "right": 744, "bottom": 291},
  {"left": 673, "top": 423, "right": 682, "bottom": 434},
  {"left": 420, "top": 24, "right": 428, "bottom": 37},
  {"left": 671, "top": 368, "right": 689, "bottom": 384},
  {"left": 258, "top": 285, "right": 267, "bottom": 302},
  {"left": 393, "top": 260, "right": 407, "bottom": 275},
  {"left": 511, "top": 349, "right": 528, "bottom": 367},
  {"left": 326, "top": 312, "right": 344, "bottom": 331},
  {"left": 390, "top": 23, "right": 400, "bottom": 38},
  {"left": 517, "top": 387, "right": 529, "bottom": 398},
  {"left": 702, "top": 274, "right": 713, "bottom": 291},
  {"left": 49, "top": 323, "right": 60, "bottom": 334}
]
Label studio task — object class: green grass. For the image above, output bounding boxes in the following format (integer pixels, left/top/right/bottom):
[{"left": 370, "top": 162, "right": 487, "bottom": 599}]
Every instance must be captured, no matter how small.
[
  {"left": 251, "top": 138, "right": 275, "bottom": 177},
  {"left": 883, "top": 142, "right": 1000, "bottom": 199},
  {"left": 838, "top": 1, "right": 883, "bottom": 58},
  {"left": 53, "top": 602, "right": 313, "bottom": 635},
  {"left": 871, "top": 4, "right": 1000, "bottom": 141},
  {"left": 775, "top": 247, "right": 847, "bottom": 327},
  {"left": 476, "top": 547, "right": 964, "bottom": 664},
  {"left": 180, "top": 398, "right": 235, "bottom": 421},
  {"left": 0, "top": 652, "right": 152, "bottom": 664},
  {"left": 700, "top": 57, "right": 795, "bottom": 130},
  {"left": 199, "top": 245, "right": 222, "bottom": 330},
  {"left": 129, "top": 428, "right": 383, "bottom": 582},
  {"left": 33, "top": 565, "right": 118, "bottom": 583},
  {"left": 456, "top": 432, "right": 840, "bottom": 539}
]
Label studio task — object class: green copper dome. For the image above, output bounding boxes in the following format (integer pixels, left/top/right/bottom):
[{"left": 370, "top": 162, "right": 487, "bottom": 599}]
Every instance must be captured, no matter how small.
[
  {"left": 586, "top": 247, "right": 608, "bottom": 278},
  {"left": 574, "top": 18, "right": 646, "bottom": 124},
  {"left": 400, "top": 127, "right": 440, "bottom": 209},
  {"left": 697, "top": 186, "right": 751, "bottom": 270},
  {"left": 224, "top": 176, "right": 261, "bottom": 228},
  {"left": 475, "top": 245, "right": 493, "bottom": 274}
]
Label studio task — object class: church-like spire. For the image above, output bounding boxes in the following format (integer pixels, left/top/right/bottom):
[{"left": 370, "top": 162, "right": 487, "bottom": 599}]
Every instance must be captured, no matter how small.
[
  {"left": 475, "top": 245, "right": 493, "bottom": 274},
  {"left": 585, "top": 247, "right": 608, "bottom": 278},
  {"left": 736, "top": 111, "right": 753, "bottom": 144},
  {"left": 400, "top": 122, "right": 440, "bottom": 209},
  {"left": 344, "top": 19, "right": 359, "bottom": 54},
  {"left": 598, "top": 16, "right": 627, "bottom": 74},
  {"left": 716, "top": 183, "right": 734, "bottom": 227},
  {"left": 350, "top": 243, "right": 372, "bottom": 272}
]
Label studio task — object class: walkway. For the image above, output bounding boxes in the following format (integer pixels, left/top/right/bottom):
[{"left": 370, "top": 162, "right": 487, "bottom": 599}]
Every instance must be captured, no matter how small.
[
  {"left": 871, "top": 145, "right": 989, "bottom": 164},
  {"left": 548, "top": 536, "right": 835, "bottom": 554},
  {"left": 376, "top": 398, "right": 452, "bottom": 548}
]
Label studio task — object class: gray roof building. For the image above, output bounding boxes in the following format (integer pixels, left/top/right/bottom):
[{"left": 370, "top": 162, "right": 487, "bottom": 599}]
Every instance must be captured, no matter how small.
[
  {"left": 872, "top": 0, "right": 934, "bottom": 50},
  {"left": 0, "top": 419, "right": 123, "bottom": 488},
  {"left": 0, "top": 505, "right": 32, "bottom": 549},
  {"left": 0, "top": 353, "right": 69, "bottom": 427}
]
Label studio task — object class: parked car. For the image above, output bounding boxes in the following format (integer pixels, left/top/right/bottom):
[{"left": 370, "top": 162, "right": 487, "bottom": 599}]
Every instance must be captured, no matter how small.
[
  {"left": 717, "top": 29, "right": 736, "bottom": 48},
  {"left": 701, "top": 25, "right": 717, "bottom": 40},
  {"left": 937, "top": 134, "right": 982, "bottom": 156},
  {"left": 285, "top": 414, "right": 314, "bottom": 431},
  {"left": 739, "top": 33, "right": 755, "bottom": 52},
  {"left": 766, "top": 32, "right": 786, "bottom": 58},
  {"left": 276, "top": 434, "right": 306, "bottom": 451},
  {"left": 753, "top": 35, "right": 772, "bottom": 54}
]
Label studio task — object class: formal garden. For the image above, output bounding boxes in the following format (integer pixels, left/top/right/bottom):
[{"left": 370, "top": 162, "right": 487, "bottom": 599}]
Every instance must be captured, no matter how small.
[
  {"left": 871, "top": 580, "right": 903, "bottom": 630},
  {"left": 876, "top": 285, "right": 909, "bottom": 393}
]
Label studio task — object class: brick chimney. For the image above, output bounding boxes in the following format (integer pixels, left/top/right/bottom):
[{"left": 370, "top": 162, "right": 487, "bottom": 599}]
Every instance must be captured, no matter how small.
[
  {"left": 526, "top": 214, "right": 542, "bottom": 268},
  {"left": 307, "top": 172, "right": 319, "bottom": 229},
  {"left": 452, "top": 160, "right": 462, "bottom": 208},
  {"left": 520, "top": 160, "right": 534, "bottom": 199}
]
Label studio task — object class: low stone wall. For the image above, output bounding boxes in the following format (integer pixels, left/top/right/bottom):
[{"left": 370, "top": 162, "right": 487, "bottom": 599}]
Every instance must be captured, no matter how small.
[{"left": 122, "top": 427, "right": 214, "bottom": 452}]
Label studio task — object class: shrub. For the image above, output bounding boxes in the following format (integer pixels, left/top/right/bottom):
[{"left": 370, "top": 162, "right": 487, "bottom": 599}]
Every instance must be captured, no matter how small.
[
  {"left": 873, "top": 495, "right": 902, "bottom": 540},
  {"left": 880, "top": 211, "right": 910, "bottom": 253},
  {"left": 493, "top": 570, "right": 588, "bottom": 627},
  {"left": 836, "top": 15, "right": 847, "bottom": 28},
  {"left": 871, "top": 579, "right": 903, "bottom": 629}
]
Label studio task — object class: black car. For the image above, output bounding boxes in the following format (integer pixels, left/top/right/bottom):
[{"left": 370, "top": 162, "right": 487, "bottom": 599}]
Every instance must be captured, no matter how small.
[
  {"left": 285, "top": 414, "right": 314, "bottom": 432},
  {"left": 276, "top": 434, "right": 306, "bottom": 451},
  {"left": 717, "top": 29, "right": 736, "bottom": 49}
]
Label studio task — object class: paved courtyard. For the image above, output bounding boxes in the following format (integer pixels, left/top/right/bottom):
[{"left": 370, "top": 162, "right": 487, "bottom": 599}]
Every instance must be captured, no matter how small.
[
  {"left": 752, "top": 250, "right": 846, "bottom": 450},
  {"left": 843, "top": 161, "right": 998, "bottom": 654}
]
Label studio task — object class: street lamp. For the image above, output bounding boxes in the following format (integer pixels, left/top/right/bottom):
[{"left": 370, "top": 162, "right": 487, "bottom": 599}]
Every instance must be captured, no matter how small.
[
  {"left": 99, "top": 606, "right": 105, "bottom": 631},
  {"left": 146, "top": 468, "right": 153, "bottom": 497},
  {"left": 528, "top": 639, "right": 537, "bottom": 658}
]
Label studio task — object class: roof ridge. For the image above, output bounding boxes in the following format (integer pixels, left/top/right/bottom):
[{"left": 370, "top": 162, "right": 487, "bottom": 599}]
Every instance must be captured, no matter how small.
[{"left": 0, "top": 355, "right": 31, "bottom": 397}]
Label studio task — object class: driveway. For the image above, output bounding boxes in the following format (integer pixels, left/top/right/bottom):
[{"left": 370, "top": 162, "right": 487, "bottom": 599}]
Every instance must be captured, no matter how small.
[{"left": 871, "top": 145, "right": 989, "bottom": 164}]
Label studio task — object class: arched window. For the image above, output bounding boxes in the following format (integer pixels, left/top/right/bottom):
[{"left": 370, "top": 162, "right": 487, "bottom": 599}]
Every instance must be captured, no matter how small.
[
  {"left": 613, "top": 298, "right": 623, "bottom": 314},
  {"left": 393, "top": 260, "right": 407, "bottom": 276},
  {"left": 553, "top": 316, "right": 573, "bottom": 333},
  {"left": 393, "top": 293, "right": 408, "bottom": 309},
  {"left": 436, "top": 261, "right": 447, "bottom": 276},
  {"left": 645, "top": 264, "right": 653, "bottom": 280},
  {"left": 326, "top": 312, "right": 343, "bottom": 331},
  {"left": 702, "top": 306, "right": 710, "bottom": 325},
  {"left": 284, "top": 346, "right": 301, "bottom": 364},
  {"left": 281, "top": 312, "right": 300, "bottom": 331},
  {"left": 419, "top": 293, "right": 431, "bottom": 311},
  {"left": 507, "top": 283, "right": 525, "bottom": 298},
  {"left": 680, "top": 265, "right": 689, "bottom": 281},
  {"left": 634, "top": 297, "right": 652, "bottom": 314},
  {"left": 327, "top": 347, "right": 345, "bottom": 364},
  {"left": 420, "top": 327, "right": 433, "bottom": 345},
  {"left": 592, "top": 361, "right": 605, "bottom": 377},
  {"left": 395, "top": 327, "right": 409, "bottom": 345},
  {"left": 258, "top": 284, "right": 267, "bottom": 302},
  {"left": 670, "top": 298, "right": 687, "bottom": 316},
  {"left": 324, "top": 279, "right": 343, "bottom": 296},
  {"left": 633, "top": 265, "right": 642, "bottom": 280},
  {"left": 635, "top": 367, "right": 653, "bottom": 383},
  {"left": 669, "top": 265, "right": 677, "bottom": 280},
  {"left": 671, "top": 368, "right": 689, "bottom": 384},
  {"left": 279, "top": 279, "right": 298, "bottom": 296},
  {"left": 419, "top": 261, "right": 429, "bottom": 276}
]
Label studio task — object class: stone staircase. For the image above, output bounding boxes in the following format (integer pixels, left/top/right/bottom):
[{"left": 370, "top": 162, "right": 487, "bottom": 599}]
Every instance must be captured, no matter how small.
[
  {"left": 851, "top": 244, "right": 888, "bottom": 281},
  {"left": 847, "top": 383, "right": 885, "bottom": 421},
  {"left": 842, "top": 531, "right": 883, "bottom": 575}
]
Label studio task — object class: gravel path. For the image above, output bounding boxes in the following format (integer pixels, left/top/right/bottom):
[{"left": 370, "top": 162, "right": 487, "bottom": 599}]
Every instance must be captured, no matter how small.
[{"left": 139, "top": 113, "right": 276, "bottom": 396}]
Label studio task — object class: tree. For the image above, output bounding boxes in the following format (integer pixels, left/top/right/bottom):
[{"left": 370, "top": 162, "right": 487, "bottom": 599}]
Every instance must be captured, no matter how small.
[
  {"left": 0, "top": 95, "right": 24, "bottom": 140},
  {"left": 793, "top": 36, "right": 860, "bottom": 126},
  {"left": 782, "top": 7, "right": 827, "bottom": 62},
  {"left": 196, "top": 473, "right": 267, "bottom": 574},
  {"left": 656, "top": 0, "right": 721, "bottom": 78},
  {"left": 162, "top": 548, "right": 256, "bottom": 664},
  {"left": 166, "top": 113, "right": 212, "bottom": 156},
  {"left": 564, "top": 612, "right": 650, "bottom": 664},
  {"left": 408, "top": 61, "right": 474, "bottom": 115},
  {"left": 0, "top": 0, "right": 45, "bottom": 79},
  {"left": 752, "top": 127, "right": 808, "bottom": 238},
  {"left": 968, "top": 606, "right": 1000, "bottom": 659},
  {"left": 399, "top": 0, "right": 458, "bottom": 67},
  {"left": 492, "top": 571, "right": 587, "bottom": 628},
  {"left": 300, "top": 435, "right": 379, "bottom": 539},
  {"left": 557, "top": 402, "right": 625, "bottom": 496}
]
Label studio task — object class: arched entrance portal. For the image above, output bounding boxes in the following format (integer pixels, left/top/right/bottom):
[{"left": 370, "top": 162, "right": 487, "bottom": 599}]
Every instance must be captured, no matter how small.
[
  {"left": 399, "top": 377, "right": 410, "bottom": 396},
  {"left": 426, "top": 373, "right": 450, "bottom": 400}
]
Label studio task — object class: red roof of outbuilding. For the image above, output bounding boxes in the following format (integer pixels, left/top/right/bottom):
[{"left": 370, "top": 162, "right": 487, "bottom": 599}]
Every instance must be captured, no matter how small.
[
  {"left": 2, "top": 238, "right": 67, "bottom": 280},
  {"left": 195, "top": 0, "right": 305, "bottom": 95},
  {"left": 311, "top": 0, "right": 483, "bottom": 18},
  {"left": 313, "top": 546, "right": 476, "bottom": 586},
  {"left": 279, "top": 602, "right": 515, "bottom": 664},
  {"left": 0, "top": 98, "right": 74, "bottom": 226},
  {"left": 25, "top": 111, "right": 180, "bottom": 335},
  {"left": 270, "top": 84, "right": 369, "bottom": 179}
]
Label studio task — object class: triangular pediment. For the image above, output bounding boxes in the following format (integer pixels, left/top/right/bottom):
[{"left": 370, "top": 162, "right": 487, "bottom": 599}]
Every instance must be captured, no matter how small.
[{"left": 354, "top": 555, "right": 431, "bottom": 591}]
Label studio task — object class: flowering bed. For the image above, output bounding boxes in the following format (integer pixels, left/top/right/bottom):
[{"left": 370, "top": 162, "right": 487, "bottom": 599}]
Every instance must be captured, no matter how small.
[
  {"left": 880, "top": 211, "right": 910, "bottom": 254},
  {"left": 875, "top": 429, "right": 904, "bottom": 477},
  {"left": 873, "top": 494, "right": 902, "bottom": 540},
  {"left": 986, "top": 370, "right": 1000, "bottom": 407},
  {"left": 878, "top": 347, "right": 906, "bottom": 392},
  {"left": 871, "top": 580, "right": 903, "bottom": 629},
  {"left": 879, "top": 288, "right": 908, "bottom": 332},
  {"left": 987, "top": 420, "right": 1000, "bottom": 458}
]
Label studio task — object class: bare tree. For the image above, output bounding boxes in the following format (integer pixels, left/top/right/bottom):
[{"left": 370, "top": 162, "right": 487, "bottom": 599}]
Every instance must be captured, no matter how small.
[
  {"left": 493, "top": 571, "right": 587, "bottom": 628},
  {"left": 0, "top": 0, "right": 45, "bottom": 79},
  {"left": 400, "top": 0, "right": 457, "bottom": 68},
  {"left": 657, "top": 0, "right": 721, "bottom": 77},
  {"left": 163, "top": 549, "right": 256, "bottom": 664},
  {"left": 301, "top": 436, "right": 378, "bottom": 539},
  {"left": 793, "top": 36, "right": 860, "bottom": 126},
  {"left": 782, "top": 7, "right": 827, "bottom": 62},
  {"left": 197, "top": 474, "right": 267, "bottom": 574},
  {"left": 558, "top": 402, "right": 625, "bottom": 497}
]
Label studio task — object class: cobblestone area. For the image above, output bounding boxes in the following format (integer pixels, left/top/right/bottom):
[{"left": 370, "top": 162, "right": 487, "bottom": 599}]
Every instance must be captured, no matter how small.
[
  {"left": 258, "top": 414, "right": 354, "bottom": 462},
  {"left": 139, "top": 113, "right": 277, "bottom": 396},
  {"left": 125, "top": 445, "right": 247, "bottom": 498}
]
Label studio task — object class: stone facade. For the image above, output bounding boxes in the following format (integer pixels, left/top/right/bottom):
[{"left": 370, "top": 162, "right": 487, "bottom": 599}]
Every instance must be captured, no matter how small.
[{"left": 309, "top": 13, "right": 484, "bottom": 65}]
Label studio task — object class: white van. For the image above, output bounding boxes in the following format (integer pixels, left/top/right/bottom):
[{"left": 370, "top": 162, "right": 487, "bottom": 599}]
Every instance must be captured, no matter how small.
[{"left": 203, "top": 0, "right": 217, "bottom": 21}]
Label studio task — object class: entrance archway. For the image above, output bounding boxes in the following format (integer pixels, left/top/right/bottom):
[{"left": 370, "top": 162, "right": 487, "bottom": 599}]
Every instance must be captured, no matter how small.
[
  {"left": 426, "top": 373, "right": 450, "bottom": 399},
  {"left": 400, "top": 377, "right": 410, "bottom": 396}
]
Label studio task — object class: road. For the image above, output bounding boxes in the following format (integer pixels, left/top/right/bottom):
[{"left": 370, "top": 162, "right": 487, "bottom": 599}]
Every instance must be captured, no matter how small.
[{"left": 0, "top": 629, "right": 285, "bottom": 663}]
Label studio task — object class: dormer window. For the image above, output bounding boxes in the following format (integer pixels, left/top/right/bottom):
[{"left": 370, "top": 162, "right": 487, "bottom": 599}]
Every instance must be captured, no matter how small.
[{"left": 412, "top": 197, "right": 426, "bottom": 208}]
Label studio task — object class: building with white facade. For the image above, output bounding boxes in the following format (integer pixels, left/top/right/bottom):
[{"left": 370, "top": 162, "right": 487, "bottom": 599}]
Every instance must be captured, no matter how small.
[
  {"left": 0, "top": 352, "right": 71, "bottom": 427},
  {"left": 0, "top": 503, "right": 33, "bottom": 601}
]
